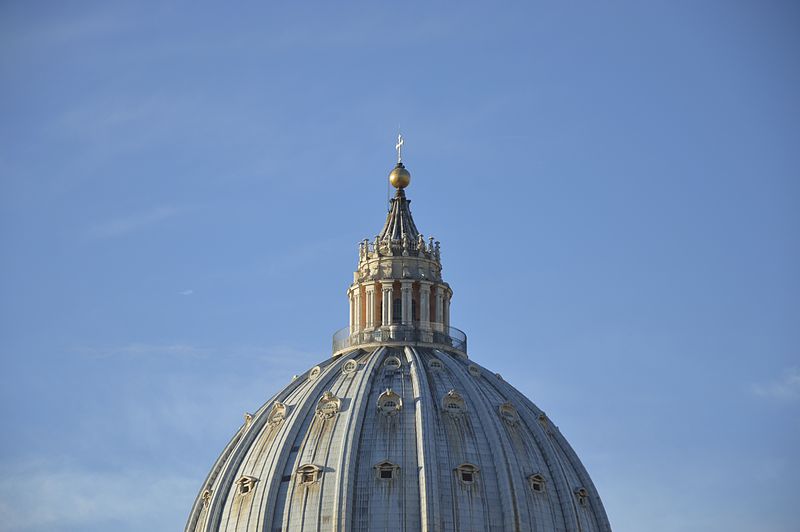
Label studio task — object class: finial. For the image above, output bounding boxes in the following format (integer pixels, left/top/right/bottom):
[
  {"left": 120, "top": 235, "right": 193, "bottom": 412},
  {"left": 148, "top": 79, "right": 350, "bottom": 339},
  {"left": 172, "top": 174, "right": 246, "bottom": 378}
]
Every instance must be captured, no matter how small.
[
  {"left": 396, "top": 133, "right": 404, "bottom": 164},
  {"left": 389, "top": 134, "right": 411, "bottom": 189}
]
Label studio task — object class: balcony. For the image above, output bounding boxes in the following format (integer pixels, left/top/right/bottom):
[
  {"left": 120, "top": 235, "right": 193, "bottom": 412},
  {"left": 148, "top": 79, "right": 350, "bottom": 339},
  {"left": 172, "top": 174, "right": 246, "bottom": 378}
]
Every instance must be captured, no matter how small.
[{"left": 332, "top": 323, "right": 467, "bottom": 358}]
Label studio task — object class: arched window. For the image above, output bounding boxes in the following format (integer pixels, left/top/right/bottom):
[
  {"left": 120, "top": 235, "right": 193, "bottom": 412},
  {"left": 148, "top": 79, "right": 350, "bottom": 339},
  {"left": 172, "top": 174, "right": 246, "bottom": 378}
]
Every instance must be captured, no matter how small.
[
  {"left": 384, "top": 356, "right": 401, "bottom": 369},
  {"left": 236, "top": 476, "right": 259, "bottom": 495},
  {"left": 377, "top": 389, "right": 403, "bottom": 416},
  {"left": 442, "top": 390, "right": 466, "bottom": 415},
  {"left": 575, "top": 487, "right": 588, "bottom": 506},
  {"left": 498, "top": 402, "right": 519, "bottom": 425},
  {"left": 296, "top": 464, "right": 322, "bottom": 485}
]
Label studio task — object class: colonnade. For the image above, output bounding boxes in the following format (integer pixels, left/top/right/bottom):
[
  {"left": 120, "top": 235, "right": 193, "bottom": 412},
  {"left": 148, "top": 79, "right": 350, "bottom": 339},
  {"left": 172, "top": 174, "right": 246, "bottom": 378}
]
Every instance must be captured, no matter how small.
[{"left": 348, "top": 280, "right": 451, "bottom": 335}]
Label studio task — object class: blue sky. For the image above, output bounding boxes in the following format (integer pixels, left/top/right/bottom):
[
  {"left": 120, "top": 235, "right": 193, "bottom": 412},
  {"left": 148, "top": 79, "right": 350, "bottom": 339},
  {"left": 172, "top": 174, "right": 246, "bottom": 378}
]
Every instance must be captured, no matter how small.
[{"left": 1, "top": 1, "right": 798, "bottom": 531}]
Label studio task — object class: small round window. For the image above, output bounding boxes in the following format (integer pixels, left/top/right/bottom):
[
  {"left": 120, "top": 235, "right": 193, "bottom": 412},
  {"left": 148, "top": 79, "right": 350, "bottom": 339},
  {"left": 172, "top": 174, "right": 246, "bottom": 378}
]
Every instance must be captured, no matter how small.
[{"left": 342, "top": 360, "right": 358, "bottom": 375}]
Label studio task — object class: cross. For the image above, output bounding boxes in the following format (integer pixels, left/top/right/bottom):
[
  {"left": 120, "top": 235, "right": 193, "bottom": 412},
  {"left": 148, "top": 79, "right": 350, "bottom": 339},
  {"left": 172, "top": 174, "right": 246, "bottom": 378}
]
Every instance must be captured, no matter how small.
[{"left": 395, "top": 133, "right": 404, "bottom": 163}]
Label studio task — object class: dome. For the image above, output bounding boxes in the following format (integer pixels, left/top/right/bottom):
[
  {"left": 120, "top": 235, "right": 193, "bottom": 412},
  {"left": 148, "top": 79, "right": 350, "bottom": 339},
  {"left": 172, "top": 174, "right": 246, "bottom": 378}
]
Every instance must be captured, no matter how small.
[
  {"left": 185, "top": 347, "right": 610, "bottom": 532},
  {"left": 185, "top": 143, "right": 610, "bottom": 532}
]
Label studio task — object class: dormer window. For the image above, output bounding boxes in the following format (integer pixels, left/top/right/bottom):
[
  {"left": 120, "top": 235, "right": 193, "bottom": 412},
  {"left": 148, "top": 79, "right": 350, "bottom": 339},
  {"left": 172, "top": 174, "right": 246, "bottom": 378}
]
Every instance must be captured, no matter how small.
[
  {"left": 384, "top": 356, "right": 401, "bottom": 369},
  {"left": 468, "top": 364, "right": 481, "bottom": 377},
  {"left": 309, "top": 366, "right": 322, "bottom": 381},
  {"left": 235, "top": 476, "right": 259, "bottom": 495},
  {"left": 315, "top": 391, "right": 341, "bottom": 419},
  {"left": 442, "top": 390, "right": 466, "bottom": 415},
  {"left": 455, "top": 463, "right": 479, "bottom": 485},
  {"left": 575, "top": 487, "right": 588, "bottom": 506},
  {"left": 528, "top": 474, "right": 546, "bottom": 493},
  {"left": 377, "top": 389, "right": 402, "bottom": 416},
  {"left": 297, "top": 464, "right": 322, "bottom": 485},
  {"left": 373, "top": 460, "right": 399, "bottom": 480},
  {"left": 498, "top": 402, "right": 519, "bottom": 425},
  {"left": 429, "top": 359, "right": 443, "bottom": 370}
]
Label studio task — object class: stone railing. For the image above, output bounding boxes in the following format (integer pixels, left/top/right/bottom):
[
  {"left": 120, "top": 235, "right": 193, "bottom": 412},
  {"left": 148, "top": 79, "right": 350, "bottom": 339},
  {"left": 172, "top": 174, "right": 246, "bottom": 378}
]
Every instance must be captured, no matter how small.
[{"left": 332, "top": 323, "right": 467, "bottom": 357}]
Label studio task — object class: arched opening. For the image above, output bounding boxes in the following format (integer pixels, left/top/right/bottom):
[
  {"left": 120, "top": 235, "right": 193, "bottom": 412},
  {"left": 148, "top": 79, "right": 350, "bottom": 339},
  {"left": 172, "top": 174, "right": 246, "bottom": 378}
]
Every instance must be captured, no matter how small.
[{"left": 392, "top": 298, "right": 402, "bottom": 324}]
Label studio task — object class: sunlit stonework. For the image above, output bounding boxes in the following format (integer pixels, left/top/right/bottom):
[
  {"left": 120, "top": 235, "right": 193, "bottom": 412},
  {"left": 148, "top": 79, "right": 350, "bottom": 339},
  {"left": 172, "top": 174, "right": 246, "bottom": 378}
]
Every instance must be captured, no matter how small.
[{"left": 185, "top": 142, "right": 611, "bottom": 531}]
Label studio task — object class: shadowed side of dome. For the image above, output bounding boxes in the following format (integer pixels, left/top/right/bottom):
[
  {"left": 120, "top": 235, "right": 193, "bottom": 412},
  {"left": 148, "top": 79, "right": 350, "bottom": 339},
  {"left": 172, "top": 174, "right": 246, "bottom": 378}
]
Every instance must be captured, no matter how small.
[{"left": 185, "top": 347, "right": 610, "bottom": 532}]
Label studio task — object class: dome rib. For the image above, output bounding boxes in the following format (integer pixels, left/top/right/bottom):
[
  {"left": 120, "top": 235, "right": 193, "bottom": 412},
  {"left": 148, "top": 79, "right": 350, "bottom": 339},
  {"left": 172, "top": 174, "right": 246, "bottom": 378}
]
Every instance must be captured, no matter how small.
[
  {"left": 436, "top": 349, "right": 525, "bottom": 530},
  {"left": 188, "top": 346, "right": 611, "bottom": 532}
]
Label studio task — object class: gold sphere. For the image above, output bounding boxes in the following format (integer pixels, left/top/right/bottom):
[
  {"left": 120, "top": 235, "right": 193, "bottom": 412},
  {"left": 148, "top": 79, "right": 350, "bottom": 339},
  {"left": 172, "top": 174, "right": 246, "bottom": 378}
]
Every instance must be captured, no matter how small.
[{"left": 389, "top": 163, "right": 411, "bottom": 189}]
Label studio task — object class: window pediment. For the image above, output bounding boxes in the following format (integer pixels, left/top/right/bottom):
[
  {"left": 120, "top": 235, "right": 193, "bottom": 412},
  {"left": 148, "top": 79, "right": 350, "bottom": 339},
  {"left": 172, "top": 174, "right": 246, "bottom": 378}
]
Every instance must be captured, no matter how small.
[
  {"left": 235, "top": 475, "right": 259, "bottom": 495},
  {"left": 297, "top": 464, "right": 322, "bottom": 485}
]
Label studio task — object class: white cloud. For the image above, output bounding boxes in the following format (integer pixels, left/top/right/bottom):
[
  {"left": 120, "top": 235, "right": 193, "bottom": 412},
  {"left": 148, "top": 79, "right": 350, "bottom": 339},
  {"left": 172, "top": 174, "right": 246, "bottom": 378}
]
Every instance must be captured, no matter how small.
[
  {"left": 751, "top": 367, "right": 800, "bottom": 402},
  {"left": 85, "top": 206, "right": 184, "bottom": 240},
  {"left": 179, "top": 289, "right": 194, "bottom": 296}
]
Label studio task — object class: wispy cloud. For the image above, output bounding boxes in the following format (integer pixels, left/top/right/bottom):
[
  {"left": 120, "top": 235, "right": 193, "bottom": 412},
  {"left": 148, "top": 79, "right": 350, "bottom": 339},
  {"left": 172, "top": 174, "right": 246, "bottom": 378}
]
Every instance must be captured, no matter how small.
[
  {"left": 751, "top": 367, "right": 800, "bottom": 402},
  {"left": 179, "top": 289, "right": 194, "bottom": 296},
  {"left": 0, "top": 460, "right": 193, "bottom": 532},
  {"left": 85, "top": 205, "right": 184, "bottom": 240},
  {"left": 73, "top": 342, "right": 317, "bottom": 364}
]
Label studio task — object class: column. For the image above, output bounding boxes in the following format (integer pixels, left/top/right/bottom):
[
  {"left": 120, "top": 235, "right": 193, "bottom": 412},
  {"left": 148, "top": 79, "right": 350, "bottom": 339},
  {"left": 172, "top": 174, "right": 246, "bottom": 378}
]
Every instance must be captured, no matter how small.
[
  {"left": 364, "top": 282, "right": 376, "bottom": 330},
  {"left": 433, "top": 284, "right": 444, "bottom": 331},
  {"left": 348, "top": 288, "right": 354, "bottom": 334},
  {"left": 381, "top": 283, "right": 394, "bottom": 327},
  {"left": 418, "top": 281, "right": 432, "bottom": 329},
  {"left": 353, "top": 287, "right": 362, "bottom": 333},
  {"left": 400, "top": 281, "right": 414, "bottom": 325},
  {"left": 443, "top": 289, "right": 451, "bottom": 330}
]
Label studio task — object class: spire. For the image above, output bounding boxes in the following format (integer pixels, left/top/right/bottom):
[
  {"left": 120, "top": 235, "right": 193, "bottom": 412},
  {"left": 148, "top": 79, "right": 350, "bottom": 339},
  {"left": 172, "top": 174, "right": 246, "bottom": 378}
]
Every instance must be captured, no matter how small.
[{"left": 378, "top": 188, "right": 420, "bottom": 247}]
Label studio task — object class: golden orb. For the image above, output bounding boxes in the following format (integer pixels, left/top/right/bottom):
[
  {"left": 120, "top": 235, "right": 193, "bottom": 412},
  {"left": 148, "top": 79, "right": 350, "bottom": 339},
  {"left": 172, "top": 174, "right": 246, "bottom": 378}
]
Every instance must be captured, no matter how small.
[{"left": 389, "top": 163, "right": 411, "bottom": 189}]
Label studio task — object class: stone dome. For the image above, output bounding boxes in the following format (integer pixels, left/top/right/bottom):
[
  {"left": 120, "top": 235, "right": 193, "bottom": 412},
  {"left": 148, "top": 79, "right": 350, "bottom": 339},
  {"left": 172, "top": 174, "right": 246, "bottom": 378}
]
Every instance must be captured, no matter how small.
[
  {"left": 185, "top": 347, "right": 610, "bottom": 532},
  {"left": 185, "top": 146, "right": 611, "bottom": 532}
]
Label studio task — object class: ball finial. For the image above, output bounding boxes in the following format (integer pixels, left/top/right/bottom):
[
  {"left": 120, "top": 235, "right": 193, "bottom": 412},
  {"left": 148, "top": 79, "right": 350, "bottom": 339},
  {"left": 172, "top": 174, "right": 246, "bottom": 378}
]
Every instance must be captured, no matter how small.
[{"left": 389, "top": 162, "right": 411, "bottom": 189}]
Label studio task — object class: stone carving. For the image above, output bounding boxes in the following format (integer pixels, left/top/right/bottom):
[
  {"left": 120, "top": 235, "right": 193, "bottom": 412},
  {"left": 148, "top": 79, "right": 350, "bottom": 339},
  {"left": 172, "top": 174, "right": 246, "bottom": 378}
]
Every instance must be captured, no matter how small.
[
  {"left": 267, "top": 402, "right": 287, "bottom": 425},
  {"left": 342, "top": 359, "right": 358, "bottom": 375},
  {"left": 442, "top": 389, "right": 466, "bottom": 415},
  {"left": 235, "top": 476, "right": 259, "bottom": 495},
  {"left": 315, "top": 391, "right": 341, "bottom": 419},
  {"left": 309, "top": 366, "right": 322, "bottom": 381},
  {"left": 297, "top": 464, "right": 322, "bottom": 485},
  {"left": 498, "top": 402, "right": 519, "bottom": 426},
  {"left": 377, "top": 388, "right": 402, "bottom": 416}
]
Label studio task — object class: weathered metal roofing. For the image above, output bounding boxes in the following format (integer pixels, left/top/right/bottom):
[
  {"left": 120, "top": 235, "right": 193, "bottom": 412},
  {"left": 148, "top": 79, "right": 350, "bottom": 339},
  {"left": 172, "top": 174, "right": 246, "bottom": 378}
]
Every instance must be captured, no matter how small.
[
  {"left": 378, "top": 188, "right": 421, "bottom": 245},
  {"left": 185, "top": 345, "right": 611, "bottom": 532}
]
